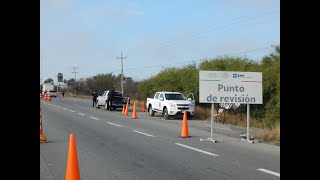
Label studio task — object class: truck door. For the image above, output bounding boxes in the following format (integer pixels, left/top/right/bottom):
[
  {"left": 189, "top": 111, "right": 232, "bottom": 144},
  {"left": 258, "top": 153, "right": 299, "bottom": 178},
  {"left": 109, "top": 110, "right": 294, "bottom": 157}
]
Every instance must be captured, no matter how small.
[
  {"left": 103, "top": 91, "right": 109, "bottom": 105},
  {"left": 99, "top": 91, "right": 107, "bottom": 105},
  {"left": 186, "top": 93, "right": 195, "bottom": 107},
  {"left": 157, "top": 93, "right": 164, "bottom": 110},
  {"left": 153, "top": 92, "right": 160, "bottom": 111}
]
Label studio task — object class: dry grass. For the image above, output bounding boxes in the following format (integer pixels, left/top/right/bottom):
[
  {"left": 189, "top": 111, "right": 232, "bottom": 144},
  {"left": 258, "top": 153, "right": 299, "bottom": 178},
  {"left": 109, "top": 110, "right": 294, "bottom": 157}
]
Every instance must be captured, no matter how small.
[
  {"left": 65, "top": 93, "right": 91, "bottom": 100},
  {"left": 194, "top": 106, "right": 211, "bottom": 120},
  {"left": 195, "top": 106, "right": 248, "bottom": 127},
  {"left": 254, "top": 123, "right": 280, "bottom": 145},
  {"left": 131, "top": 99, "right": 145, "bottom": 107}
]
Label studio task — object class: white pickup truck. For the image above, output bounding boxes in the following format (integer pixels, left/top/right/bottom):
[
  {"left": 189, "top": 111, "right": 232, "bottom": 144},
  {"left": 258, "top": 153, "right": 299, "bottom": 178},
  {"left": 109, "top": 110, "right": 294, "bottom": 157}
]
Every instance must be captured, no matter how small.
[{"left": 146, "top": 91, "right": 195, "bottom": 119}]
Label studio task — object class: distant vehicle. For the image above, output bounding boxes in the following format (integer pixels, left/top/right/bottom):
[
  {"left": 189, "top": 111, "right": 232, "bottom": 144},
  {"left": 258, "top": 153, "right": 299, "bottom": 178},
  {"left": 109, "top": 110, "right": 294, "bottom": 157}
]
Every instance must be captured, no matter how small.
[
  {"left": 49, "top": 90, "right": 57, "bottom": 98},
  {"left": 146, "top": 91, "right": 195, "bottom": 119},
  {"left": 96, "top": 90, "right": 127, "bottom": 110},
  {"left": 42, "top": 83, "right": 54, "bottom": 94}
]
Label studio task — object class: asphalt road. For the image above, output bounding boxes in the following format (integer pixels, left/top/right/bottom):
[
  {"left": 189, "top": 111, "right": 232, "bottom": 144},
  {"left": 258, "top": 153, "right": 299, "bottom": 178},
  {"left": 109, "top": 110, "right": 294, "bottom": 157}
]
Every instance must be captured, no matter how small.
[{"left": 40, "top": 96, "right": 280, "bottom": 180}]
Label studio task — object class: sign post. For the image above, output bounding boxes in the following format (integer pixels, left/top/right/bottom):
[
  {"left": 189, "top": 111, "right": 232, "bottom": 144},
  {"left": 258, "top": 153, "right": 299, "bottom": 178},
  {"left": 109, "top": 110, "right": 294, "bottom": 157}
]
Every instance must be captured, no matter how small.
[
  {"left": 199, "top": 71, "right": 262, "bottom": 144},
  {"left": 200, "top": 103, "right": 217, "bottom": 143},
  {"left": 247, "top": 104, "right": 252, "bottom": 143}
]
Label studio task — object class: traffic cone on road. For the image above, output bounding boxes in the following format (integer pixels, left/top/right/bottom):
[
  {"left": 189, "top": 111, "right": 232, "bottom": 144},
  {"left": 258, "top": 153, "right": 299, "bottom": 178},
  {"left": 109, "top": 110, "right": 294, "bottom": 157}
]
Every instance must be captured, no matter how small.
[
  {"left": 180, "top": 111, "right": 189, "bottom": 138},
  {"left": 132, "top": 102, "right": 137, "bottom": 119},
  {"left": 40, "top": 107, "right": 48, "bottom": 143},
  {"left": 48, "top": 94, "right": 51, "bottom": 101},
  {"left": 124, "top": 102, "right": 129, "bottom": 115},
  {"left": 141, "top": 101, "right": 145, "bottom": 112},
  {"left": 66, "top": 133, "right": 81, "bottom": 180},
  {"left": 121, "top": 105, "right": 125, "bottom": 115}
]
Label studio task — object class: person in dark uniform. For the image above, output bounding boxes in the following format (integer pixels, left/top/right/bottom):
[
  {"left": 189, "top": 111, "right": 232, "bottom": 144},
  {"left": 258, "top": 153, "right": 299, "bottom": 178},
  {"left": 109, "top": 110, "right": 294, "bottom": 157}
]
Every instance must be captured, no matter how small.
[
  {"left": 92, "top": 92, "right": 98, "bottom": 107},
  {"left": 62, "top": 90, "right": 65, "bottom": 97},
  {"left": 107, "top": 88, "right": 115, "bottom": 111}
]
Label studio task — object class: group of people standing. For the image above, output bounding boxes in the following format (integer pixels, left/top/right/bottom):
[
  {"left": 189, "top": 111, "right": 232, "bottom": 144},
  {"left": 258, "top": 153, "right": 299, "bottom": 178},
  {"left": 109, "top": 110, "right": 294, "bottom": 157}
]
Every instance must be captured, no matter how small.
[{"left": 92, "top": 88, "right": 115, "bottom": 111}]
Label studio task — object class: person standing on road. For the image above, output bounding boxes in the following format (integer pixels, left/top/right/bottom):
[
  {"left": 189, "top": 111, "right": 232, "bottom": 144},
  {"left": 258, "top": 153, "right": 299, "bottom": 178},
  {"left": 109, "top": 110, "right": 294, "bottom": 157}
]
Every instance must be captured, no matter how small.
[
  {"left": 92, "top": 92, "right": 98, "bottom": 107},
  {"left": 107, "top": 88, "right": 115, "bottom": 111},
  {"left": 62, "top": 90, "right": 65, "bottom": 97}
]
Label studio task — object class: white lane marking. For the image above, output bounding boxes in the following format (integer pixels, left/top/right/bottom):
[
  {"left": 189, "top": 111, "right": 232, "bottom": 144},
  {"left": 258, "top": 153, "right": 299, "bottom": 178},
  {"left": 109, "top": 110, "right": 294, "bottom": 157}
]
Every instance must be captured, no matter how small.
[
  {"left": 56, "top": 106, "right": 61, "bottom": 109},
  {"left": 175, "top": 143, "right": 219, "bottom": 156},
  {"left": 107, "top": 122, "right": 123, "bottom": 127},
  {"left": 48, "top": 103, "right": 52, "bottom": 105},
  {"left": 51, "top": 104, "right": 56, "bottom": 107},
  {"left": 90, "top": 116, "right": 100, "bottom": 120},
  {"left": 63, "top": 108, "right": 67, "bottom": 110},
  {"left": 78, "top": 113, "right": 85, "bottom": 115},
  {"left": 257, "top": 169, "right": 280, "bottom": 177},
  {"left": 69, "top": 110, "right": 75, "bottom": 112},
  {"left": 132, "top": 130, "right": 154, "bottom": 137}
]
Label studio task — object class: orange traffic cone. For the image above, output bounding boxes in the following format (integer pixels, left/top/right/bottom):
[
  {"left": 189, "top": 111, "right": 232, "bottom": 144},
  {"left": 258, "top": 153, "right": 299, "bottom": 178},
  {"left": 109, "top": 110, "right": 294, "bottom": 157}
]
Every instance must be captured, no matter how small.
[
  {"left": 121, "top": 105, "right": 125, "bottom": 114},
  {"left": 124, "top": 102, "right": 129, "bottom": 115},
  {"left": 132, "top": 102, "right": 137, "bottom": 119},
  {"left": 141, "top": 101, "right": 145, "bottom": 112},
  {"left": 66, "top": 133, "right": 81, "bottom": 180},
  {"left": 180, "top": 111, "right": 189, "bottom": 138},
  {"left": 40, "top": 107, "right": 48, "bottom": 143},
  {"left": 48, "top": 94, "right": 51, "bottom": 101}
]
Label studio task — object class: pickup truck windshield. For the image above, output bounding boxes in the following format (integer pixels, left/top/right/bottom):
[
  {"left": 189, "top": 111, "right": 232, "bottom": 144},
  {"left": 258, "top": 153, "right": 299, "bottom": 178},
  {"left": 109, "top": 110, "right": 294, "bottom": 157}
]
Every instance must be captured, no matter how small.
[{"left": 165, "top": 94, "right": 185, "bottom": 100}]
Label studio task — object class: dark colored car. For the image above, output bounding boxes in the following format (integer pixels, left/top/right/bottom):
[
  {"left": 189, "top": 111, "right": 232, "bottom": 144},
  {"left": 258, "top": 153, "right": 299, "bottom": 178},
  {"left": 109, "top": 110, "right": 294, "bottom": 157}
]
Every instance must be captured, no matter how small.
[{"left": 96, "top": 90, "right": 127, "bottom": 110}]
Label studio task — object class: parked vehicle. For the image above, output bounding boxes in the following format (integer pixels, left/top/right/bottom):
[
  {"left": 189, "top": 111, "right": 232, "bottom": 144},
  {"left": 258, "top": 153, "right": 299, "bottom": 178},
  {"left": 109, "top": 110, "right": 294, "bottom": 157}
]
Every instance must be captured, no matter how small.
[
  {"left": 96, "top": 90, "right": 127, "bottom": 110},
  {"left": 42, "top": 83, "right": 54, "bottom": 94},
  {"left": 49, "top": 90, "right": 57, "bottom": 97},
  {"left": 146, "top": 91, "right": 195, "bottom": 119}
]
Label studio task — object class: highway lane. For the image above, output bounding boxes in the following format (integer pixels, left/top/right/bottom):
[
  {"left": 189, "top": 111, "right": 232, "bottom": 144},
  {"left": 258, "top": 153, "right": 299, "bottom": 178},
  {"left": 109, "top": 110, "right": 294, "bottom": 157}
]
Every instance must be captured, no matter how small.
[{"left": 40, "top": 97, "right": 280, "bottom": 179}]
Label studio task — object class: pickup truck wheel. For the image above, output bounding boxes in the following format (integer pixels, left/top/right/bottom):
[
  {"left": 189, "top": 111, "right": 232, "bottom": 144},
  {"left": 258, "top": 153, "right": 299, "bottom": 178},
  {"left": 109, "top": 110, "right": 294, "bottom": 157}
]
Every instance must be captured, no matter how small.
[
  {"left": 148, "top": 105, "right": 155, "bottom": 116},
  {"left": 163, "top": 107, "right": 170, "bottom": 120}
]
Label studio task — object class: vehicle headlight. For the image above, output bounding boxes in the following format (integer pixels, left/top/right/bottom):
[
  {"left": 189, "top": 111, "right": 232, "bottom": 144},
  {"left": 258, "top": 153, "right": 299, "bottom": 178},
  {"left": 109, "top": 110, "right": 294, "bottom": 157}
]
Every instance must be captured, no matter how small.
[
  {"left": 169, "top": 103, "right": 176, "bottom": 107},
  {"left": 190, "top": 103, "right": 194, "bottom": 107}
]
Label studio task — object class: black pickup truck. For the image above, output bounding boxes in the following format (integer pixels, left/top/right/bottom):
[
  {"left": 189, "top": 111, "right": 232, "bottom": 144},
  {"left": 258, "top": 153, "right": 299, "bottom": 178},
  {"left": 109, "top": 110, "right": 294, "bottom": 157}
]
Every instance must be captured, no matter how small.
[{"left": 96, "top": 90, "right": 127, "bottom": 110}]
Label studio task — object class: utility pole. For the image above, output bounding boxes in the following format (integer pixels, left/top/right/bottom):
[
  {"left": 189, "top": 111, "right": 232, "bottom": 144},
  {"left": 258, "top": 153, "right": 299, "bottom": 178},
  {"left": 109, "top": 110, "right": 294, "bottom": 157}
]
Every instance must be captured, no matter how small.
[
  {"left": 116, "top": 51, "right": 127, "bottom": 96},
  {"left": 72, "top": 67, "right": 78, "bottom": 85}
]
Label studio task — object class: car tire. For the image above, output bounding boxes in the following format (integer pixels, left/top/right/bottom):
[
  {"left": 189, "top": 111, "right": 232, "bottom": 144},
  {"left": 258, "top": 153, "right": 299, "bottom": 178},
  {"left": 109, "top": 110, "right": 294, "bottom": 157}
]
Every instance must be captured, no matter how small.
[
  {"left": 148, "top": 105, "right": 155, "bottom": 116},
  {"left": 163, "top": 107, "right": 170, "bottom": 120}
]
